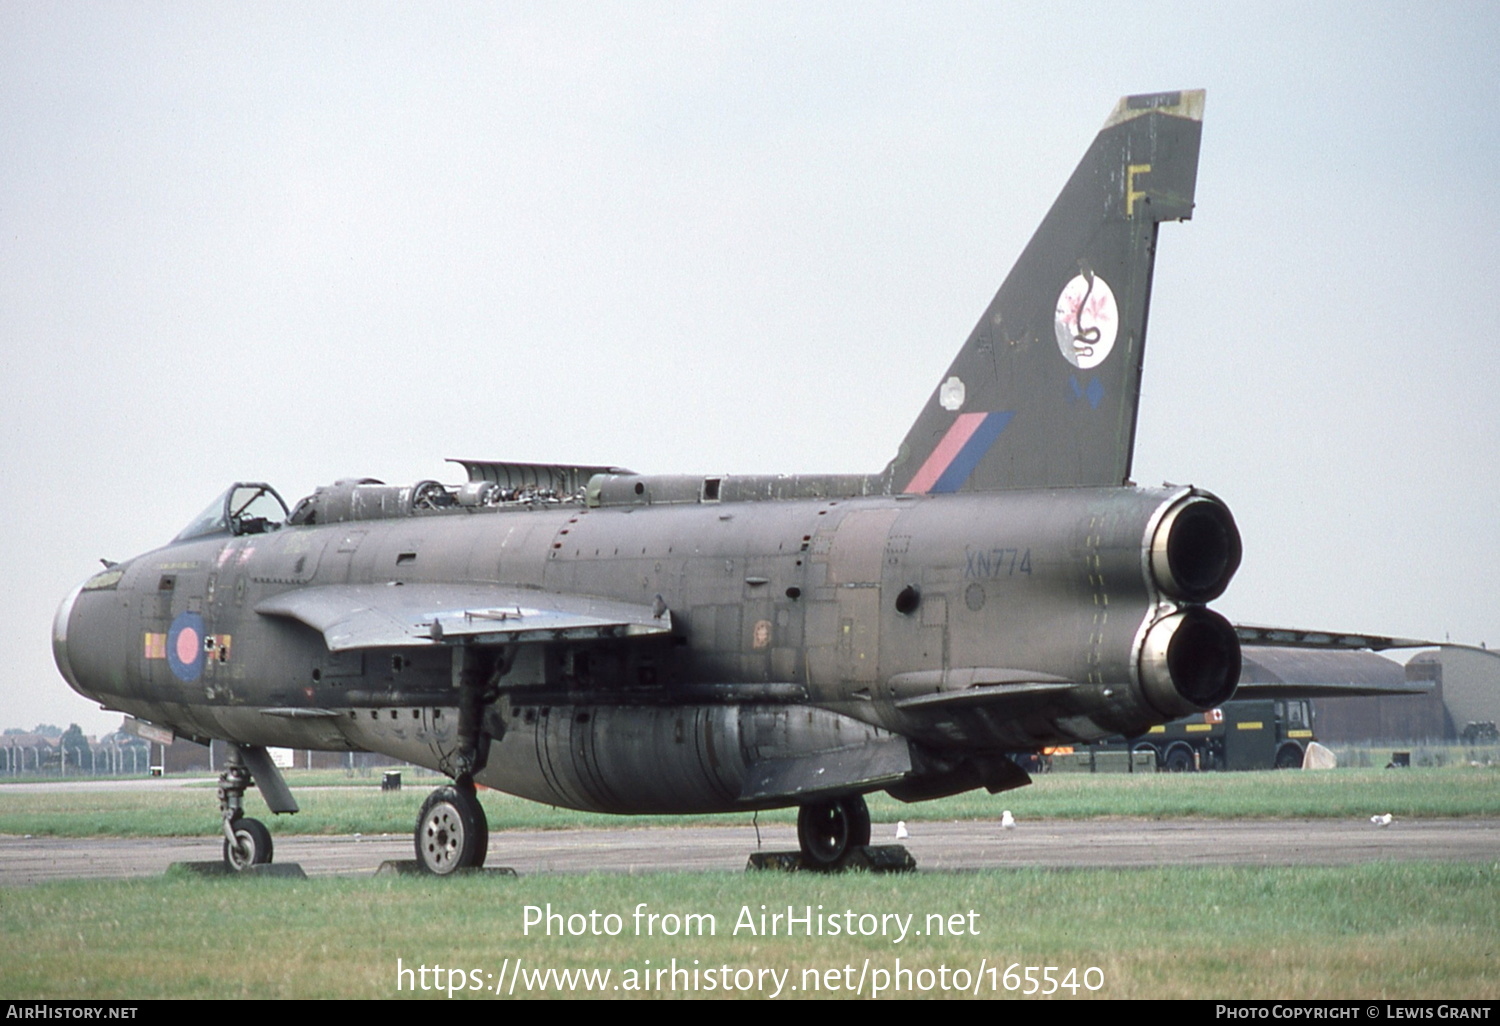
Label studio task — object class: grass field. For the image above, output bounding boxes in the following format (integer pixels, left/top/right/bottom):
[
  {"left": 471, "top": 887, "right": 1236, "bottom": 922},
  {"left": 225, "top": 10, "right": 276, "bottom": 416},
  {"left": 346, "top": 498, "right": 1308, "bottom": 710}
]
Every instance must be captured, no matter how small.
[
  {"left": 3, "top": 769, "right": 1497, "bottom": 1000},
  {"left": 2, "top": 764, "right": 1497, "bottom": 838},
  {"left": 1, "top": 863, "right": 1495, "bottom": 999}
]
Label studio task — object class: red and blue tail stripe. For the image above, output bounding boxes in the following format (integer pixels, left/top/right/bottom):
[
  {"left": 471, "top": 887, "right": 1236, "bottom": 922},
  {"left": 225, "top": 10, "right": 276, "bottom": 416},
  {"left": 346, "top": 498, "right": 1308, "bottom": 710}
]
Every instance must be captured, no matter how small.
[{"left": 902, "top": 411, "right": 1015, "bottom": 494}]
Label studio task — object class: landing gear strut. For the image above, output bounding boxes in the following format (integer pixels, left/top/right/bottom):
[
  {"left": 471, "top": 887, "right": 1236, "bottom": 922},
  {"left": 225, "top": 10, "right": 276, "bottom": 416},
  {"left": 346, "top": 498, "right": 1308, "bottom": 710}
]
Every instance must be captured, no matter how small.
[
  {"left": 413, "top": 643, "right": 501, "bottom": 875},
  {"left": 415, "top": 782, "right": 488, "bottom": 874},
  {"left": 797, "top": 794, "right": 872, "bottom": 866},
  {"left": 217, "top": 753, "right": 272, "bottom": 870},
  {"left": 212, "top": 744, "right": 297, "bottom": 871}
]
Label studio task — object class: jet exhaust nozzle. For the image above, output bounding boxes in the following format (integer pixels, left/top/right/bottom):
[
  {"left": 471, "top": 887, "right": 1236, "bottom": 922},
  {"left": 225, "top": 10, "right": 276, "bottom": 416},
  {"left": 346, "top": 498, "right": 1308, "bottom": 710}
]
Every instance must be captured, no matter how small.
[
  {"left": 1139, "top": 607, "right": 1241, "bottom": 718},
  {"left": 1149, "top": 493, "right": 1242, "bottom": 603}
]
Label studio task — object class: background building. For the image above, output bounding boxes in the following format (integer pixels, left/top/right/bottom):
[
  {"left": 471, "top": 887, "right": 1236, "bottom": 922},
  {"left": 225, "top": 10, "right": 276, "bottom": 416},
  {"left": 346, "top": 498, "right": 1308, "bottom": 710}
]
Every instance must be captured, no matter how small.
[{"left": 1312, "top": 646, "right": 1500, "bottom": 744}]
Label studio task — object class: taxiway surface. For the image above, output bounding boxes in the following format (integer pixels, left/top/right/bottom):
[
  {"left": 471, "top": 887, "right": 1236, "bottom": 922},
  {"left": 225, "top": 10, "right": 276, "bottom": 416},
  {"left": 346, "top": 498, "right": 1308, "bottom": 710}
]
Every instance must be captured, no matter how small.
[{"left": 3, "top": 817, "right": 1496, "bottom": 885}]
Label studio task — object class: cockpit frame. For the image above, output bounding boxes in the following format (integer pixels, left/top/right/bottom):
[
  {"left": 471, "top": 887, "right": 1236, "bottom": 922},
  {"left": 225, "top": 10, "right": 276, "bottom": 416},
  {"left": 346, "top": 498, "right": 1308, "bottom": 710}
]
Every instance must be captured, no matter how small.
[{"left": 173, "top": 483, "right": 290, "bottom": 543}]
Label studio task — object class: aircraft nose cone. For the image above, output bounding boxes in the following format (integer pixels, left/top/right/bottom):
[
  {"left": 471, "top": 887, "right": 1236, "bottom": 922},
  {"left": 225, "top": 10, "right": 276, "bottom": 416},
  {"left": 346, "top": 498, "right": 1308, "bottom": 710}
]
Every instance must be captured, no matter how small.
[{"left": 52, "top": 582, "right": 87, "bottom": 696}]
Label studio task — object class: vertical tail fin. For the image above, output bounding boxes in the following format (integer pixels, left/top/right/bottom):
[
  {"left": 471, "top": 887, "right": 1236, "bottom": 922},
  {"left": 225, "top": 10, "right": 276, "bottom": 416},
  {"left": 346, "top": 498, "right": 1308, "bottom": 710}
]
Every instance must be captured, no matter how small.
[{"left": 885, "top": 90, "right": 1204, "bottom": 493}]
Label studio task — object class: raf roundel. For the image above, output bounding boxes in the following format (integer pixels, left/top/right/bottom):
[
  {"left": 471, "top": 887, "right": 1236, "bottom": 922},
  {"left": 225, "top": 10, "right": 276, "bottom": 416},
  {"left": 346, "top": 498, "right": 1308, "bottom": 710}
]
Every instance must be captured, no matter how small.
[
  {"left": 166, "top": 611, "right": 207, "bottom": 682},
  {"left": 1054, "top": 273, "right": 1119, "bottom": 369}
]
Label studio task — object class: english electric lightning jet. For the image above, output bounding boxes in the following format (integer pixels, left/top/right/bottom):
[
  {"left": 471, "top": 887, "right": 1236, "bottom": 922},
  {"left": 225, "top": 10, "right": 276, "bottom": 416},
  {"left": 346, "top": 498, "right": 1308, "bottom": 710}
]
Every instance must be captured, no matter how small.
[{"left": 53, "top": 90, "right": 1399, "bottom": 874}]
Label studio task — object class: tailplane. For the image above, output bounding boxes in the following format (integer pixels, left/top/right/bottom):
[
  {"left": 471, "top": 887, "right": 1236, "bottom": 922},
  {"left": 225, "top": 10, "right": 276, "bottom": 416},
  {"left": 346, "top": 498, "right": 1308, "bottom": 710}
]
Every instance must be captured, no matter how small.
[{"left": 884, "top": 90, "right": 1204, "bottom": 493}]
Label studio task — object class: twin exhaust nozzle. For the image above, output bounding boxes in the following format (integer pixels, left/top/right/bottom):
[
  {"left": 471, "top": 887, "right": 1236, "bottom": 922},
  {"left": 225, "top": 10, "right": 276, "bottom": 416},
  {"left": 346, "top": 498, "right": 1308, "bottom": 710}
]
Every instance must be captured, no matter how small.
[{"left": 1140, "top": 494, "right": 1243, "bottom": 717}]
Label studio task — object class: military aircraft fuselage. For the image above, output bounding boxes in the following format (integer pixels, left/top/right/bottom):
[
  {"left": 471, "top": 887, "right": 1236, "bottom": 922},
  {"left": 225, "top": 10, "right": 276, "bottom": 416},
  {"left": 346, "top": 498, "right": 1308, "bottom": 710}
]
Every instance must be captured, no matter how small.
[
  {"left": 56, "top": 473, "right": 1240, "bottom": 815},
  {"left": 54, "top": 92, "right": 1252, "bottom": 873}
]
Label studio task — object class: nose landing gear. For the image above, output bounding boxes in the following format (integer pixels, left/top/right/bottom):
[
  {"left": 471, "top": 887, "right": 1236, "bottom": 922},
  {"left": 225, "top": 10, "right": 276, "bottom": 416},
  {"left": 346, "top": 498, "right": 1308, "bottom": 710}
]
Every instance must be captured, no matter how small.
[{"left": 215, "top": 744, "right": 298, "bottom": 872}]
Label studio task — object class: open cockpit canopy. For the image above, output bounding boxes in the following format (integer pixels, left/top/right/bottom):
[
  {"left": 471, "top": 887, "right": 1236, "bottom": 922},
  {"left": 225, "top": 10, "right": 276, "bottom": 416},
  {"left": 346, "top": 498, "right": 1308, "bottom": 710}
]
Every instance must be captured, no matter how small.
[{"left": 172, "top": 483, "right": 290, "bottom": 543}]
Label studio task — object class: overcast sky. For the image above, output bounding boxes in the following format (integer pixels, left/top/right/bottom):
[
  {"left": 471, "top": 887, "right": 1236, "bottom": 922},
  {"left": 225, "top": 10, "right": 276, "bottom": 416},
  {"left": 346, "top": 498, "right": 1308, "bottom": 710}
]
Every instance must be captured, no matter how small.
[{"left": 3, "top": 2, "right": 1497, "bottom": 735}]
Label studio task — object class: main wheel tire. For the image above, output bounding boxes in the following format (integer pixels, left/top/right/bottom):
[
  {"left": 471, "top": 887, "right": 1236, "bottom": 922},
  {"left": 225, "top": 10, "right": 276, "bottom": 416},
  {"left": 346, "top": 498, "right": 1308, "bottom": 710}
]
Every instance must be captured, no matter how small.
[
  {"left": 415, "top": 786, "right": 488, "bottom": 875},
  {"left": 223, "top": 817, "right": 273, "bottom": 871},
  {"left": 1275, "top": 743, "right": 1305, "bottom": 770},
  {"left": 796, "top": 795, "right": 872, "bottom": 866}
]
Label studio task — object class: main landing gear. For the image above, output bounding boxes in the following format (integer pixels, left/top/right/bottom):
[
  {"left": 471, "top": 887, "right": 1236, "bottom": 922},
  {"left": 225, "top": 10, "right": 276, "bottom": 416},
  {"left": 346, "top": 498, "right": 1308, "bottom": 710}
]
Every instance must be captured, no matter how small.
[
  {"left": 797, "top": 794, "right": 872, "bottom": 866},
  {"left": 412, "top": 643, "right": 502, "bottom": 875},
  {"left": 415, "top": 781, "right": 489, "bottom": 875}
]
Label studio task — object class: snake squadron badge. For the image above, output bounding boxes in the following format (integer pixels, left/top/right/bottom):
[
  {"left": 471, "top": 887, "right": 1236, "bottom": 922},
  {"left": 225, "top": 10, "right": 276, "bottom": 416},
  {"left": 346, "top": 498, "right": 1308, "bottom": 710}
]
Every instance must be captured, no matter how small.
[{"left": 1054, "top": 272, "right": 1119, "bottom": 369}]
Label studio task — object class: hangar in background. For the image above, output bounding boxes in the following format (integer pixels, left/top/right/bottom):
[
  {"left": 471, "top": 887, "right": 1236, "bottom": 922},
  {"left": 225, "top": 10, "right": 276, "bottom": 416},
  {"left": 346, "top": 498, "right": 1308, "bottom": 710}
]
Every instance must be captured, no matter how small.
[{"left": 1312, "top": 646, "right": 1500, "bottom": 744}]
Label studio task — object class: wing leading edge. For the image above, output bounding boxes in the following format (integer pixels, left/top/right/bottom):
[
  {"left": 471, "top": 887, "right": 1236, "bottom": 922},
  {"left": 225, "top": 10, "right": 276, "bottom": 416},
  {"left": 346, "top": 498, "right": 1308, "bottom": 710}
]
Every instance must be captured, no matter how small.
[{"left": 256, "top": 583, "right": 671, "bottom": 651}]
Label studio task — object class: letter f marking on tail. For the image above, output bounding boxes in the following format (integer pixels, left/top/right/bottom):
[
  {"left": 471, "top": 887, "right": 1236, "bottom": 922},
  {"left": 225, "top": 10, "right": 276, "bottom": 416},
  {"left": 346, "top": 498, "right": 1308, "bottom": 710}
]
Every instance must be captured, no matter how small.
[{"left": 1127, "top": 163, "right": 1152, "bottom": 218}]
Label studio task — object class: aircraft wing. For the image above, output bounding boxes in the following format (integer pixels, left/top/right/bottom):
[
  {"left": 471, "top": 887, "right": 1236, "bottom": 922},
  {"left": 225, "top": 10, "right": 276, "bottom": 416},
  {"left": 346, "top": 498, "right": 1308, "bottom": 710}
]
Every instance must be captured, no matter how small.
[
  {"left": 1233, "top": 625, "right": 1439, "bottom": 699},
  {"left": 883, "top": 643, "right": 1433, "bottom": 713},
  {"left": 256, "top": 583, "right": 671, "bottom": 651},
  {"left": 1234, "top": 644, "right": 1431, "bottom": 699},
  {"left": 893, "top": 682, "right": 1074, "bottom": 713},
  {"left": 887, "top": 668, "right": 1077, "bottom": 720},
  {"left": 1234, "top": 625, "right": 1437, "bottom": 652}
]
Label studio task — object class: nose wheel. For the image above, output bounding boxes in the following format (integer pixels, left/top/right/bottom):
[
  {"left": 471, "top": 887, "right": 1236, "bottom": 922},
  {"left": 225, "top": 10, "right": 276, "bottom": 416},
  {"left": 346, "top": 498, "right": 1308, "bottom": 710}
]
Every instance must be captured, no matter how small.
[
  {"left": 217, "top": 758, "right": 274, "bottom": 872},
  {"left": 214, "top": 744, "right": 298, "bottom": 872},
  {"left": 797, "top": 794, "right": 872, "bottom": 866},
  {"left": 415, "top": 784, "right": 489, "bottom": 874},
  {"left": 224, "top": 816, "right": 273, "bottom": 870}
]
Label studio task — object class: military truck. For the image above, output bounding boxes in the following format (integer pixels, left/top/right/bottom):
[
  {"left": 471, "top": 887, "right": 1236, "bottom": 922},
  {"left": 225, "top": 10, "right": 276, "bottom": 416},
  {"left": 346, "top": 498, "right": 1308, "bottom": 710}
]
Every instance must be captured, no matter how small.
[
  {"left": 1041, "top": 698, "right": 1316, "bottom": 772},
  {"left": 1124, "top": 698, "right": 1315, "bottom": 771}
]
